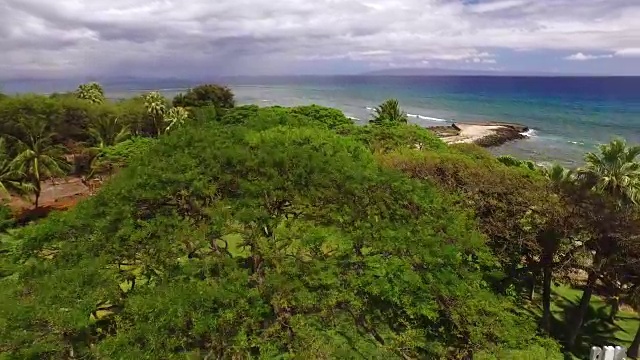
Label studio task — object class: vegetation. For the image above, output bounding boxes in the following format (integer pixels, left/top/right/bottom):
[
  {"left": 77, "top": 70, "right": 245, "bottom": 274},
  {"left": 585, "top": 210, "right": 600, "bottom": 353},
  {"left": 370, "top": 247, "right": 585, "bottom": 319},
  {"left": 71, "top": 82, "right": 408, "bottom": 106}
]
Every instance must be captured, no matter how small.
[
  {"left": 172, "top": 84, "right": 235, "bottom": 111},
  {"left": 0, "top": 84, "right": 638, "bottom": 359},
  {"left": 75, "top": 82, "right": 105, "bottom": 105},
  {"left": 370, "top": 99, "right": 408, "bottom": 125}
]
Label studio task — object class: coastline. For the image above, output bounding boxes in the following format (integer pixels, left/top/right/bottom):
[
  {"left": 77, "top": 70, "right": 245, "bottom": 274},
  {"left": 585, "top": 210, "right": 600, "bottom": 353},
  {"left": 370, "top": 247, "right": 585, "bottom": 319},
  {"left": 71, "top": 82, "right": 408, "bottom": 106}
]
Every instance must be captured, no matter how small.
[{"left": 429, "top": 122, "right": 529, "bottom": 148}]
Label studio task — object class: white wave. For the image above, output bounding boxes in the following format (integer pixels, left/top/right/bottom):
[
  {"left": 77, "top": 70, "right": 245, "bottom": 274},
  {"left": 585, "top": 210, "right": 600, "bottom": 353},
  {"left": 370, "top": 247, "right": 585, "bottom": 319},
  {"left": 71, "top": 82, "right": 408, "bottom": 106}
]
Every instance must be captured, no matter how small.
[
  {"left": 347, "top": 116, "right": 359, "bottom": 121},
  {"left": 520, "top": 129, "right": 537, "bottom": 137},
  {"left": 365, "top": 106, "right": 374, "bottom": 111},
  {"left": 407, "top": 113, "right": 448, "bottom": 122},
  {"left": 260, "top": 99, "right": 271, "bottom": 102},
  {"left": 567, "top": 140, "right": 585, "bottom": 145}
]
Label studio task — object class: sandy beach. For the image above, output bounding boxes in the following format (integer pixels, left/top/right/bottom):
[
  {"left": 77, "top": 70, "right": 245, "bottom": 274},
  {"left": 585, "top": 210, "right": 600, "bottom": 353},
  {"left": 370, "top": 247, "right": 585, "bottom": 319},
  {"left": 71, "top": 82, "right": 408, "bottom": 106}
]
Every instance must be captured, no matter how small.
[{"left": 430, "top": 122, "right": 529, "bottom": 147}]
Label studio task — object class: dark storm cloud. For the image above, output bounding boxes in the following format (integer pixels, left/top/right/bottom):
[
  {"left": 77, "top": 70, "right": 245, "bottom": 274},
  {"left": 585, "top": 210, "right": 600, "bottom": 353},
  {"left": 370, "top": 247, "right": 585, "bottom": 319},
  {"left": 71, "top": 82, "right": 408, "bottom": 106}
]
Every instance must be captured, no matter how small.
[{"left": 1, "top": 0, "right": 639, "bottom": 78}]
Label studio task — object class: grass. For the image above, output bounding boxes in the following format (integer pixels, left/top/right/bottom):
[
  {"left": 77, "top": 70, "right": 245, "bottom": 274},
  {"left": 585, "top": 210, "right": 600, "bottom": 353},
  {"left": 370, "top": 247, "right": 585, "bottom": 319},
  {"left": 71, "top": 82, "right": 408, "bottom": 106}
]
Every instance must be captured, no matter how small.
[{"left": 529, "top": 284, "right": 640, "bottom": 359}]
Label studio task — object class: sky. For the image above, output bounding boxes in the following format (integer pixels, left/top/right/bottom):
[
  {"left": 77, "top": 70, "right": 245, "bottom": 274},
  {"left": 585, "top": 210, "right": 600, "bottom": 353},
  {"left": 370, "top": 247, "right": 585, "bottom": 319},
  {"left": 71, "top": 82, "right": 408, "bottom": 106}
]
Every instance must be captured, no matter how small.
[{"left": 1, "top": 0, "right": 640, "bottom": 80}]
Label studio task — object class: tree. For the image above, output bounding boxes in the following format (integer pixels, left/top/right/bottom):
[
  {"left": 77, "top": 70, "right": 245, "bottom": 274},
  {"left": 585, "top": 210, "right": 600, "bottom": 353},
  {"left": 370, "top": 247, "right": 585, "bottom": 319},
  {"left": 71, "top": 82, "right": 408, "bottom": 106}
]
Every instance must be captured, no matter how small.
[
  {"left": 578, "top": 138, "right": 640, "bottom": 205},
  {"left": 9, "top": 117, "right": 69, "bottom": 208},
  {"left": 623, "top": 256, "right": 640, "bottom": 358},
  {"left": 88, "top": 116, "right": 131, "bottom": 149},
  {"left": 536, "top": 164, "right": 583, "bottom": 333},
  {"left": 0, "top": 137, "right": 32, "bottom": 200},
  {"left": 172, "top": 84, "right": 235, "bottom": 110},
  {"left": 0, "top": 121, "right": 561, "bottom": 359},
  {"left": 143, "top": 91, "right": 167, "bottom": 136},
  {"left": 75, "top": 82, "right": 105, "bottom": 104},
  {"left": 163, "top": 107, "right": 190, "bottom": 132},
  {"left": 369, "top": 99, "right": 408, "bottom": 125},
  {"left": 566, "top": 138, "right": 640, "bottom": 348}
]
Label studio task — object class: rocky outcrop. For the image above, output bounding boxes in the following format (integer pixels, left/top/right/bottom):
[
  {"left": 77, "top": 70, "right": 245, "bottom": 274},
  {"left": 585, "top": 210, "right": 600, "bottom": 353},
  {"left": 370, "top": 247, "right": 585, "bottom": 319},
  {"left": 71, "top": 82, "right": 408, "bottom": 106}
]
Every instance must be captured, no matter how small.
[
  {"left": 472, "top": 124, "right": 528, "bottom": 147},
  {"left": 429, "top": 122, "right": 529, "bottom": 148}
]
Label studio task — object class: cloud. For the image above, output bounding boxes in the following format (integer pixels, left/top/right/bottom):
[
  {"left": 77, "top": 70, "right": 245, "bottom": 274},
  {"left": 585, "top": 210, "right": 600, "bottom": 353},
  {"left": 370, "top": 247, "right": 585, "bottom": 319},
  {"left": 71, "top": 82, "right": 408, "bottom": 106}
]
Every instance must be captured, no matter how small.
[
  {"left": 615, "top": 48, "right": 640, "bottom": 57},
  {"left": 564, "top": 47, "right": 640, "bottom": 61},
  {"left": 1, "top": 0, "right": 640, "bottom": 78},
  {"left": 468, "top": 0, "right": 529, "bottom": 14},
  {"left": 564, "top": 52, "right": 613, "bottom": 61}
]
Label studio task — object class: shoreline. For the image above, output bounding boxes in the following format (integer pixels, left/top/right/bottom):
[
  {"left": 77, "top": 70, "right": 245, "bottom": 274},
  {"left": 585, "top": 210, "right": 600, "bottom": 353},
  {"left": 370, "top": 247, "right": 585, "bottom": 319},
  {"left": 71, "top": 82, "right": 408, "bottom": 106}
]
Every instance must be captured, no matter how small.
[{"left": 429, "top": 122, "right": 529, "bottom": 147}]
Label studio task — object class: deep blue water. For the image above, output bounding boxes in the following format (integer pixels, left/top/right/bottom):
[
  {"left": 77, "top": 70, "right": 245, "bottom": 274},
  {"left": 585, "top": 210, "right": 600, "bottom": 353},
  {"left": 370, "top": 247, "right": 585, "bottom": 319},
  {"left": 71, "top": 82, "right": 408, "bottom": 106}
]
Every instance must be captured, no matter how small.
[{"left": 104, "top": 75, "right": 640, "bottom": 166}]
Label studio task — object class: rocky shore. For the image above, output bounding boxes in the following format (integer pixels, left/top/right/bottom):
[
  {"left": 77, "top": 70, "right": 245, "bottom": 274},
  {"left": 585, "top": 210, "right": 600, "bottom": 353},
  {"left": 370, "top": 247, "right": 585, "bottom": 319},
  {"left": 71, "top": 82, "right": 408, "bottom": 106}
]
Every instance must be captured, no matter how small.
[{"left": 429, "top": 122, "right": 529, "bottom": 147}]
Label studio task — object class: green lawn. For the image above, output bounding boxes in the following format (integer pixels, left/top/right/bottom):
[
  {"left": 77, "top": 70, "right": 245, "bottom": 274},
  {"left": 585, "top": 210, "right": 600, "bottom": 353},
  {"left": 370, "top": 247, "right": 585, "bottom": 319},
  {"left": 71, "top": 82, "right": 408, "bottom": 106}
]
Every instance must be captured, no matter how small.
[{"left": 533, "top": 284, "right": 640, "bottom": 358}]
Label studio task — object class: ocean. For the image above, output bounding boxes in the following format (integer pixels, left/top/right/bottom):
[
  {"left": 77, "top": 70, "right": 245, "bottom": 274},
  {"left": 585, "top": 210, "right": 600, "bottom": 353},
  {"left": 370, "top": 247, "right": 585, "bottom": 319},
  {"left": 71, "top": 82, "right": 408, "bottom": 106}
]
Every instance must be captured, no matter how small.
[{"left": 106, "top": 76, "right": 640, "bottom": 166}]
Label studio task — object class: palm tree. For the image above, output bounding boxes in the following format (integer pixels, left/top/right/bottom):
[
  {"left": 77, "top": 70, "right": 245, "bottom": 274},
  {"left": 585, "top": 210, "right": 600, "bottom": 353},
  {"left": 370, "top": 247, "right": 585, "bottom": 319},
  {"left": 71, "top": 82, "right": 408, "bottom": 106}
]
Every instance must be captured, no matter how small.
[
  {"left": 81, "top": 117, "right": 131, "bottom": 182},
  {"left": 164, "top": 107, "right": 190, "bottom": 132},
  {"left": 88, "top": 116, "right": 131, "bottom": 149},
  {"left": 9, "top": 118, "right": 69, "bottom": 208},
  {"left": 0, "top": 137, "right": 32, "bottom": 200},
  {"left": 578, "top": 138, "right": 640, "bottom": 205},
  {"left": 545, "top": 163, "right": 575, "bottom": 186},
  {"left": 534, "top": 163, "right": 578, "bottom": 333},
  {"left": 566, "top": 138, "right": 640, "bottom": 348},
  {"left": 370, "top": 99, "right": 408, "bottom": 125},
  {"left": 144, "top": 91, "right": 167, "bottom": 136},
  {"left": 75, "top": 82, "right": 105, "bottom": 104}
]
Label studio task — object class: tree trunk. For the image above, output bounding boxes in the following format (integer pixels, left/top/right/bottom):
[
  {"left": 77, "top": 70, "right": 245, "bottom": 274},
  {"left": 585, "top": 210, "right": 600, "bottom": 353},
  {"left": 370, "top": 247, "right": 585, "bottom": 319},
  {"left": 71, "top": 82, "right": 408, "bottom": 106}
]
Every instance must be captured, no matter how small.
[
  {"left": 566, "top": 269, "right": 598, "bottom": 349},
  {"left": 609, "top": 296, "right": 620, "bottom": 323},
  {"left": 34, "top": 190, "right": 40, "bottom": 209},
  {"left": 629, "top": 322, "right": 640, "bottom": 358},
  {"left": 541, "top": 263, "right": 553, "bottom": 333},
  {"left": 529, "top": 272, "right": 536, "bottom": 301}
]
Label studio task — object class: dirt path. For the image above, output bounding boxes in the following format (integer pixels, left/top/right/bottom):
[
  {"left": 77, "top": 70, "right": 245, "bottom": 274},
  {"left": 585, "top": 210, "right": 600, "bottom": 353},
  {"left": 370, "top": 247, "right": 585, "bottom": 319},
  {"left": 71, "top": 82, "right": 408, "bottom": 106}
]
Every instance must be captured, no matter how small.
[{"left": 5, "top": 177, "right": 94, "bottom": 223}]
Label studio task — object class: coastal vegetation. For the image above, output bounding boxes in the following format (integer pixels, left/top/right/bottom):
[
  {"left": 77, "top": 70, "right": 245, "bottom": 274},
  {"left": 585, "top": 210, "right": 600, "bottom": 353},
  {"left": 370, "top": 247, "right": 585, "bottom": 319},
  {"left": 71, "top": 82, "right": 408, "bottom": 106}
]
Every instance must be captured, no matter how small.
[{"left": 0, "top": 83, "right": 639, "bottom": 359}]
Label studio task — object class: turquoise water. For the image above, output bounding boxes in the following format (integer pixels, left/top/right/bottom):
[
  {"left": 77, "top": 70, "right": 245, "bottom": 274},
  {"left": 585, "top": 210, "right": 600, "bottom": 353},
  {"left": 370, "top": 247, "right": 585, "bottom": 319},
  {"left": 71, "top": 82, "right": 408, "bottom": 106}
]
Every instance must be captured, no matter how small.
[{"left": 108, "top": 76, "right": 640, "bottom": 166}]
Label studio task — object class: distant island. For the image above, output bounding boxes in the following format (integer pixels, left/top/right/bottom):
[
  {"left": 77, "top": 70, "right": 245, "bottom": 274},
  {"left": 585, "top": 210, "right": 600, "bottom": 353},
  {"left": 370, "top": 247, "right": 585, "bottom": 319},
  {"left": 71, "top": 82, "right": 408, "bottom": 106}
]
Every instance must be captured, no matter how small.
[{"left": 362, "top": 67, "right": 592, "bottom": 77}]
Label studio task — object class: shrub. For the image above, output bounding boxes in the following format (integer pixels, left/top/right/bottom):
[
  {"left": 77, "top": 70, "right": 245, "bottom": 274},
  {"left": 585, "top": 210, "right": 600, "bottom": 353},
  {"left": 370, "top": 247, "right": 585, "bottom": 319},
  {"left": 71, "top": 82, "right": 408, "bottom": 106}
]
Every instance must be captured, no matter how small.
[
  {"left": 289, "top": 104, "right": 353, "bottom": 129},
  {"left": 342, "top": 123, "right": 447, "bottom": 153}
]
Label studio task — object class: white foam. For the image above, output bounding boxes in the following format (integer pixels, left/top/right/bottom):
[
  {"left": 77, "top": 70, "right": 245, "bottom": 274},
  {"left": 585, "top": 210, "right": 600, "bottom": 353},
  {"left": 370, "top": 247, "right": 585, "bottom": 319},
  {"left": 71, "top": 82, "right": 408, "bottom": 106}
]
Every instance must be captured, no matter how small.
[
  {"left": 520, "top": 129, "right": 537, "bottom": 137},
  {"left": 347, "top": 116, "right": 359, "bottom": 121},
  {"left": 567, "top": 140, "right": 585, "bottom": 145},
  {"left": 407, "top": 113, "right": 448, "bottom": 122},
  {"left": 366, "top": 106, "right": 374, "bottom": 111}
]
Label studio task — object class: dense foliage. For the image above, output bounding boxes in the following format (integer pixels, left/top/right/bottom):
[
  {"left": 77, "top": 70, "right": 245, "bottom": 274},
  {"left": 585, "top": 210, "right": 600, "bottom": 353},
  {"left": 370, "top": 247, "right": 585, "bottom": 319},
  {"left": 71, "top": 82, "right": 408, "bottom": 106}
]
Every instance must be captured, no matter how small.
[
  {"left": 0, "top": 119, "right": 560, "bottom": 359},
  {"left": 172, "top": 84, "right": 235, "bottom": 111},
  {"left": 0, "top": 82, "right": 639, "bottom": 359}
]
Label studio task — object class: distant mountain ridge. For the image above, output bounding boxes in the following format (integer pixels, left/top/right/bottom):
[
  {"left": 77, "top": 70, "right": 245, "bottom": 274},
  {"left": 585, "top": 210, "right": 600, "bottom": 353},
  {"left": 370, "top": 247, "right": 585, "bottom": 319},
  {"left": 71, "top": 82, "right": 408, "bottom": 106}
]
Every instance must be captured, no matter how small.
[{"left": 362, "top": 67, "right": 589, "bottom": 77}]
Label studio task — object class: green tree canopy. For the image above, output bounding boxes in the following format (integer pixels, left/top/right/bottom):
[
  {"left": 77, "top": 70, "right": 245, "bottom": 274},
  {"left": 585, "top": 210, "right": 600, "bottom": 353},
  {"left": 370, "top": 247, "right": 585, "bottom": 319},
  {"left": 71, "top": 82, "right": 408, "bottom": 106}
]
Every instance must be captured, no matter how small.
[
  {"left": 172, "top": 84, "right": 235, "bottom": 110},
  {"left": 578, "top": 138, "right": 640, "bottom": 205},
  {"left": 0, "top": 120, "right": 560, "bottom": 359},
  {"left": 370, "top": 99, "right": 408, "bottom": 125},
  {"left": 75, "top": 82, "right": 105, "bottom": 104},
  {"left": 143, "top": 91, "right": 167, "bottom": 136}
]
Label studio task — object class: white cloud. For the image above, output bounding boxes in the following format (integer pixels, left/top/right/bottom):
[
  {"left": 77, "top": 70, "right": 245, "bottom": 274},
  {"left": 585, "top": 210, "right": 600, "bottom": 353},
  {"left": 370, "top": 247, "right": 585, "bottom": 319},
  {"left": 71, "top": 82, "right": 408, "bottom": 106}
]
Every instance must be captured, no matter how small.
[
  {"left": 615, "top": 48, "right": 640, "bottom": 57},
  {"left": 1, "top": 0, "right": 640, "bottom": 78},
  {"left": 564, "top": 52, "right": 613, "bottom": 61},
  {"left": 564, "top": 47, "right": 640, "bottom": 61}
]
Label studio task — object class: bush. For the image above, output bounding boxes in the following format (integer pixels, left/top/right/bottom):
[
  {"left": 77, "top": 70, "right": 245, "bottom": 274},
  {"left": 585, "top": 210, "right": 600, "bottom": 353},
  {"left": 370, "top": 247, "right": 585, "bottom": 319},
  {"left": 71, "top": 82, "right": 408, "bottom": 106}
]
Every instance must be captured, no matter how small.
[
  {"left": 289, "top": 104, "right": 353, "bottom": 129},
  {"left": 219, "top": 104, "right": 260, "bottom": 125},
  {"left": 221, "top": 106, "right": 329, "bottom": 131},
  {"left": 341, "top": 123, "right": 447, "bottom": 153},
  {"left": 113, "top": 96, "right": 153, "bottom": 136},
  {"left": 191, "top": 105, "right": 217, "bottom": 123},
  {"left": 0, "top": 203, "right": 13, "bottom": 233},
  {"left": 90, "top": 137, "right": 156, "bottom": 175}
]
